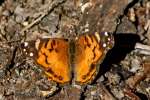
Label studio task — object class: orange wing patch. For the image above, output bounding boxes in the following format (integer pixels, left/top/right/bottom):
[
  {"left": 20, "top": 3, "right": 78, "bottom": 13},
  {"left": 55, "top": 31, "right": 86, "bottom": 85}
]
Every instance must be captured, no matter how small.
[
  {"left": 74, "top": 34, "right": 103, "bottom": 84},
  {"left": 36, "top": 39, "right": 71, "bottom": 84}
]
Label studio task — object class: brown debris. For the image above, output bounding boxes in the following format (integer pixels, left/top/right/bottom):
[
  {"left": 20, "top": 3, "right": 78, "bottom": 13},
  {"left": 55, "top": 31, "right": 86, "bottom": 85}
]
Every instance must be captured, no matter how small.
[
  {"left": 126, "top": 59, "right": 150, "bottom": 89},
  {"left": 0, "top": 0, "right": 150, "bottom": 99},
  {"left": 123, "top": 88, "right": 140, "bottom": 100}
]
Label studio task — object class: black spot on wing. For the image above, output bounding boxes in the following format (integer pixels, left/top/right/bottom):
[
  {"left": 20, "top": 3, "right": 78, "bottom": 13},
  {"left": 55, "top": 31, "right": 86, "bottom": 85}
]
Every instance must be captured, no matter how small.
[
  {"left": 51, "top": 40, "right": 56, "bottom": 46},
  {"left": 47, "top": 68, "right": 63, "bottom": 81},
  {"left": 47, "top": 40, "right": 58, "bottom": 53},
  {"left": 84, "top": 36, "right": 91, "bottom": 48},
  {"left": 47, "top": 68, "right": 55, "bottom": 75},
  {"left": 58, "top": 76, "right": 63, "bottom": 80}
]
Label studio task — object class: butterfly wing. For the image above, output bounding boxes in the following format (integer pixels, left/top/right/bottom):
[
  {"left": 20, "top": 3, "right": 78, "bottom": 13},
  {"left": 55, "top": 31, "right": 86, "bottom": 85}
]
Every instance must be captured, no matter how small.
[
  {"left": 22, "top": 38, "right": 71, "bottom": 84},
  {"left": 74, "top": 32, "right": 114, "bottom": 85}
]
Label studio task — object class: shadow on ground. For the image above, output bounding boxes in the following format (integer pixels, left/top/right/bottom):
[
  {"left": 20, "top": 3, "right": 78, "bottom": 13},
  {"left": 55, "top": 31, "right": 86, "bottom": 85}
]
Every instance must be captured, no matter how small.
[{"left": 95, "top": 33, "right": 141, "bottom": 81}]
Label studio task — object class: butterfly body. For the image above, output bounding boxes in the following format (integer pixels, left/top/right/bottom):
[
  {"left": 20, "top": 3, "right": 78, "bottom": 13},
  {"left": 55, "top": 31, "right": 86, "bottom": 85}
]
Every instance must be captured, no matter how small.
[{"left": 21, "top": 32, "right": 114, "bottom": 85}]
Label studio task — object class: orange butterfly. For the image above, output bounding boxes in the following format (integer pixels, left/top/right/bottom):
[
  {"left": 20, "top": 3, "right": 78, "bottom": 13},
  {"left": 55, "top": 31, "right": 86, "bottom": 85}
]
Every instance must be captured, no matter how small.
[{"left": 21, "top": 32, "right": 114, "bottom": 85}]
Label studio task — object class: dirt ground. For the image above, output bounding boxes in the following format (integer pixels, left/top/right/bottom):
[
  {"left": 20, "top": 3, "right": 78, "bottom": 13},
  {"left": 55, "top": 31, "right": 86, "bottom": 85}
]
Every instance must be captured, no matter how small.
[{"left": 0, "top": 0, "right": 149, "bottom": 100}]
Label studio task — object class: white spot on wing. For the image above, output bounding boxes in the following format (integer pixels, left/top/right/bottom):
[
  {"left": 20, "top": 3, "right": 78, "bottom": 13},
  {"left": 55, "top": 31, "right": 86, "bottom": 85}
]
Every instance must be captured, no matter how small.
[
  {"left": 103, "top": 43, "right": 107, "bottom": 47},
  {"left": 108, "top": 37, "right": 111, "bottom": 41},
  {"left": 29, "top": 52, "right": 34, "bottom": 57},
  {"left": 104, "top": 32, "right": 108, "bottom": 36},
  {"left": 24, "top": 42, "right": 28, "bottom": 47},
  {"left": 23, "top": 49, "right": 26, "bottom": 52}
]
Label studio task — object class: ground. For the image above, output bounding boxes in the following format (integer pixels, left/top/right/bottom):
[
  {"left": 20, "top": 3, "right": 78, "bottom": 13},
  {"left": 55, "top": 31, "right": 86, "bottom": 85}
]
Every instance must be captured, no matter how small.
[{"left": 0, "top": 0, "right": 149, "bottom": 100}]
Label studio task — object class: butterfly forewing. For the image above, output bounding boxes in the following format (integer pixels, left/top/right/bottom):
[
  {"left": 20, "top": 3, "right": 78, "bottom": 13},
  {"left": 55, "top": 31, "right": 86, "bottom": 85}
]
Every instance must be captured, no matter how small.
[{"left": 22, "top": 38, "right": 71, "bottom": 84}]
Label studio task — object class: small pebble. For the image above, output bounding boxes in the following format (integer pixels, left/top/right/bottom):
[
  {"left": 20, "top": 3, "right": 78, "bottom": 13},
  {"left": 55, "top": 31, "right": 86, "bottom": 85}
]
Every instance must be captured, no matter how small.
[{"left": 2, "top": 10, "right": 10, "bottom": 16}]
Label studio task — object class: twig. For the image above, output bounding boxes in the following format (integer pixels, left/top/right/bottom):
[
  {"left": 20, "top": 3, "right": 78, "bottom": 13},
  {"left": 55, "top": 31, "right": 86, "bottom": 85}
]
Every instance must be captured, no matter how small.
[
  {"left": 125, "top": 60, "right": 150, "bottom": 88},
  {"left": 19, "top": 0, "right": 66, "bottom": 34},
  {"left": 144, "top": 20, "right": 150, "bottom": 30},
  {"left": 135, "top": 43, "right": 150, "bottom": 50},
  {"left": 124, "top": 89, "right": 140, "bottom": 100},
  {"left": 99, "top": 83, "right": 116, "bottom": 100},
  {"left": 134, "top": 43, "right": 150, "bottom": 55}
]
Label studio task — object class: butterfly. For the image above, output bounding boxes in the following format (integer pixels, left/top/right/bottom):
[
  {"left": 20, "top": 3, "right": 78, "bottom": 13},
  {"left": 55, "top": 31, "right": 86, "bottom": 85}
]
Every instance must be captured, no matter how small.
[{"left": 21, "top": 32, "right": 114, "bottom": 85}]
